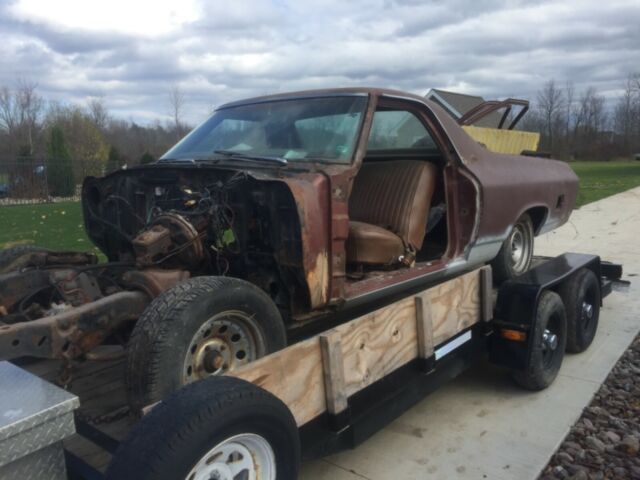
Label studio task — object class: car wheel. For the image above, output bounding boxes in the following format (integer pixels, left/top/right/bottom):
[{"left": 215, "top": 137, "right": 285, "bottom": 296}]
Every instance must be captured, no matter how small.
[
  {"left": 559, "top": 268, "right": 600, "bottom": 353},
  {"left": 512, "top": 290, "right": 567, "bottom": 391},
  {"left": 491, "top": 213, "right": 534, "bottom": 283},
  {"left": 107, "top": 377, "right": 300, "bottom": 480},
  {"left": 0, "top": 245, "right": 50, "bottom": 273},
  {"left": 126, "top": 276, "right": 287, "bottom": 414}
]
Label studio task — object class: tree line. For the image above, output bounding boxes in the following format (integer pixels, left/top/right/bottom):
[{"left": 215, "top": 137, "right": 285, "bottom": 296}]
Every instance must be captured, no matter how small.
[
  {"left": 1, "top": 75, "right": 638, "bottom": 198},
  {"left": 0, "top": 80, "right": 191, "bottom": 197},
  {"left": 522, "top": 74, "right": 640, "bottom": 160}
]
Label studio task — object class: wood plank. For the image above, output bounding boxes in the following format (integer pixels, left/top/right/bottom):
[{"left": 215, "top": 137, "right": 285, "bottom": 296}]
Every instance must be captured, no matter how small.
[
  {"left": 480, "top": 265, "right": 493, "bottom": 322},
  {"left": 319, "top": 332, "right": 348, "bottom": 415},
  {"left": 230, "top": 336, "right": 326, "bottom": 426},
  {"left": 415, "top": 296, "right": 434, "bottom": 359},
  {"left": 336, "top": 296, "right": 418, "bottom": 397},
  {"left": 230, "top": 268, "right": 482, "bottom": 426},
  {"left": 421, "top": 269, "right": 481, "bottom": 346}
]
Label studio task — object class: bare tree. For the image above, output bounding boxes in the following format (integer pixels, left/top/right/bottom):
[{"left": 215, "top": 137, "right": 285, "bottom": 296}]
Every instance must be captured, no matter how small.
[
  {"left": 577, "top": 87, "right": 608, "bottom": 136},
  {"left": 0, "top": 79, "right": 43, "bottom": 155},
  {"left": 536, "top": 79, "right": 565, "bottom": 152},
  {"left": 87, "top": 97, "right": 109, "bottom": 131},
  {"left": 564, "top": 81, "right": 574, "bottom": 139},
  {"left": 168, "top": 85, "right": 186, "bottom": 136},
  {"left": 614, "top": 74, "right": 640, "bottom": 155},
  {"left": 0, "top": 86, "right": 17, "bottom": 138},
  {"left": 17, "top": 79, "right": 44, "bottom": 154}
]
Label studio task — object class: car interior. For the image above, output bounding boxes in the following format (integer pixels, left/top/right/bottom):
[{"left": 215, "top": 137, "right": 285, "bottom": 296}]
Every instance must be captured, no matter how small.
[{"left": 345, "top": 106, "right": 449, "bottom": 278}]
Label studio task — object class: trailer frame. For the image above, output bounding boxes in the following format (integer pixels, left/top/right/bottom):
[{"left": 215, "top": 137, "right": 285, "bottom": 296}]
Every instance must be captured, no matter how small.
[{"left": 4, "top": 252, "right": 625, "bottom": 480}]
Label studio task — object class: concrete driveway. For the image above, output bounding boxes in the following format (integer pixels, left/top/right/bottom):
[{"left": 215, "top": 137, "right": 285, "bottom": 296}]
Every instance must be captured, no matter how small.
[{"left": 301, "top": 187, "right": 640, "bottom": 480}]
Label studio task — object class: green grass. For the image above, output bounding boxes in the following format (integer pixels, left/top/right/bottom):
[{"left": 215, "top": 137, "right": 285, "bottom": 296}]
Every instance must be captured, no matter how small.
[
  {"left": 1, "top": 160, "right": 639, "bottom": 252},
  {"left": 570, "top": 160, "right": 640, "bottom": 208},
  {"left": 0, "top": 201, "right": 99, "bottom": 253}
]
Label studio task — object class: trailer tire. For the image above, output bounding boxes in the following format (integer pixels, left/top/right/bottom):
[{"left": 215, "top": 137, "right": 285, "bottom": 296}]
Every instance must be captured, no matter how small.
[
  {"left": 0, "top": 245, "right": 49, "bottom": 273},
  {"left": 559, "top": 268, "right": 600, "bottom": 353},
  {"left": 126, "top": 276, "right": 286, "bottom": 414},
  {"left": 491, "top": 213, "right": 534, "bottom": 284},
  {"left": 512, "top": 290, "right": 567, "bottom": 391},
  {"left": 107, "top": 376, "right": 300, "bottom": 480}
]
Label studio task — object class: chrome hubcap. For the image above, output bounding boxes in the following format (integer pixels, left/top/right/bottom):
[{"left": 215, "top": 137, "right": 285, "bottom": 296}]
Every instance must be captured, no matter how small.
[
  {"left": 542, "top": 328, "right": 558, "bottom": 352},
  {"left": 582, "top": 301, "right": 594, "bottom": 320},
  {"left": 183, "top": 311, "right": 263, "bottom": 383},
  {"left": 186, "top": 433, "right": 276, "bottom": 480},
  {"left": 508, "top": 223, "right": 531, "bottom": 273}
]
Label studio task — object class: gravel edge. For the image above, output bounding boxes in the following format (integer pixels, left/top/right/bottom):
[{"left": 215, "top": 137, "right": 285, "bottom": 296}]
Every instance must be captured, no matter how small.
[{"left": 539, "top": 335, "right": 640, "bottom": 480}]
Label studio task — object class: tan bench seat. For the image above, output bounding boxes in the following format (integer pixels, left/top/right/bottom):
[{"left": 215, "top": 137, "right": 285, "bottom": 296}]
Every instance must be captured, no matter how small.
[{"left": 347, "top": 160, "right": 437, "bottom": 265}]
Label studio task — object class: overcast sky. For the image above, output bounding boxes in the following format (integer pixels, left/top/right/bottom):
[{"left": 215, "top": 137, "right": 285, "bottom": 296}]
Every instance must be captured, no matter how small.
[{"left": 1, "top": 0, "right": 639, "bottom": 124}]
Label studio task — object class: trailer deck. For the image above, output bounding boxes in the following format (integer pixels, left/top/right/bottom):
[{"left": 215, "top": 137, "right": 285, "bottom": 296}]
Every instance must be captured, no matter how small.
[{"left": 1, "top": 252, "right": 627, "bottom": 479}]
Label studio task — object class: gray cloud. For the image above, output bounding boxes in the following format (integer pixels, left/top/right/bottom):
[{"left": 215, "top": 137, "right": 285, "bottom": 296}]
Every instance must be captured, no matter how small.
[{"left": 0, "top": 0, "right": 638, "bottom": 124}]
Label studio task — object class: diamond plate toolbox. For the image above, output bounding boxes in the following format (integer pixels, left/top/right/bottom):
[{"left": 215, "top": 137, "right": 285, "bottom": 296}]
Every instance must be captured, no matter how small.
[{"left": 0, "top": 361, "right": 79, "bottom": 478}]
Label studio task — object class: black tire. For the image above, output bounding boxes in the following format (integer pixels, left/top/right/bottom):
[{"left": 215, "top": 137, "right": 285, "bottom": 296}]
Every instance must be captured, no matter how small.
[
  {"left": 107, "top": 376, "right": 300, "bottom": 480},
  {"left": 491, "top": 213, "right": 534, "bottom": 284},
  {"left": 0, "top": 245, "right": 49, "bottom": 273},
  {"left": 559, "top": 268, "right": 600, "bottom": 353},
  {"left": 126, "top": 276, "right": 287, "bottom": 414},
  {"left": 512, "top": 290, "right": 567, "bottom": 391}
]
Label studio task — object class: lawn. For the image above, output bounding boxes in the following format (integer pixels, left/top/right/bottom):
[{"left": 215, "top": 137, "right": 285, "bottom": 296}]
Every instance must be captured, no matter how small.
[
  {"left": 571, "top": 160, "right": 640, "bottom": 207},
  {"left": 0, "top": 201, "right": 99, "bottom": 253},
  {"left": 1, "top": 161, "right": 639, "bottom": 252}
]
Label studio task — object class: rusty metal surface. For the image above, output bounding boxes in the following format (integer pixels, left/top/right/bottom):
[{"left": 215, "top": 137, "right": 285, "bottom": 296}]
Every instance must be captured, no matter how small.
[
  {"left": 0, "top": 251, "right": 97, "bottom": 275},
  {"left": 0, "top": 290, "right": 149, "bottom": 360},
  {"left": 457, "top": 98, "right": 530, "bottom": 130},
  {"left": 122, "top": 269, "right": 190, "bottom": 298}
]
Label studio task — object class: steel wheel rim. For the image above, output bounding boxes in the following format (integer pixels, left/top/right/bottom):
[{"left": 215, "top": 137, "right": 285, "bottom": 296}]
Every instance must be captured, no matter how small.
[
  {"left": 541, "top": 314, "right": 561, "bottom": 369},
  {"left": 182, "top": 310, "right": 265, "bottom": 383},
  {"left": 509, "top": 224, "right": 530, "bottom": 273},
  {"left": 581, "top": 282, "right": 598, "bottom": 333},
  {"left": 185, "top": 433, "right": 276, "bottom": 480}
]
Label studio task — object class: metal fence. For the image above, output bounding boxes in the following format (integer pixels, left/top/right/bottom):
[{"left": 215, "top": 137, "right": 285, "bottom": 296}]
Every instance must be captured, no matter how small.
[{"left": 0, "top": 157, "right": 106, "bottom": 205}]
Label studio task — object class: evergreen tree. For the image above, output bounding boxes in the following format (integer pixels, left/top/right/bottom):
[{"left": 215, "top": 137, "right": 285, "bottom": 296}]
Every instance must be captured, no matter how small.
[
  {"left": 106, "top": 146, "right": 123, "bottom": 172},
  {"left": 46, "top": 126, "right": 75, "bottom": 197},
  {"left": 139, "top": 152, "right": 155, "bottom": 164}
]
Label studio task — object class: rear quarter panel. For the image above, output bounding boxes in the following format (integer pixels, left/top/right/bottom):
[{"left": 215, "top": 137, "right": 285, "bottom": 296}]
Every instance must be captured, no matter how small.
[{"left": 429, "top": 103, "right": 578, "bottom": 263}]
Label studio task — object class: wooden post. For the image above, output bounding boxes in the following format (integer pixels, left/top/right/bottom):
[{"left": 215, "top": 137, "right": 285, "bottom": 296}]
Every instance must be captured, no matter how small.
[
  {"left": 480, "top": 266, "right": 493, "bottom": 322},
  {"left": 415, "top": 296, "right": 434, "bottom": 359},
  {"left": 319, "top": 331, "right": 348, "bottom": 415}
]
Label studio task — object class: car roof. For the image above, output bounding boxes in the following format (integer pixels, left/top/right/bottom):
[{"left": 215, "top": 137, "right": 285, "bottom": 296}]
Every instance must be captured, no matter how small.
[{"left": 217, "top": 87, "right": 431, "bottom": 110}]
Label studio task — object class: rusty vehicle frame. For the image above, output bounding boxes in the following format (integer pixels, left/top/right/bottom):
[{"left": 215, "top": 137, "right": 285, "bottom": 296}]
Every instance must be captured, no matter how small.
[{"left": 0, "top": 88, "right": 578, "bottom": 384}]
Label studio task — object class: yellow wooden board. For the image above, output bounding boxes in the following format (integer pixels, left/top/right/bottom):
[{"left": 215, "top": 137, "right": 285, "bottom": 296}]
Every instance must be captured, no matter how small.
[{"left": 463, "top": 125, "right": 540, "bottom": 155}]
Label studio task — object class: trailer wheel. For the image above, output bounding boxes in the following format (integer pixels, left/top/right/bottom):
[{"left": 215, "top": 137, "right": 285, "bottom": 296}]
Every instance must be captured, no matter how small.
[
  {"left": 107, "top": 376, "right": 300, "bottom": 480},
  {"left": 126, "top": 276, "right": 286, "bottom": 414},
  {"left": 491, "top": 213, "right": 534, "bottom": 283},
  {"left": 559, "top": 268, "right": 600, "bottom": 353},
  {"left": 0, "top": 245, "right": 49, "bottom": 273},
  {"left": 512, "top": 290, "right": 567, "bottom": 391}
]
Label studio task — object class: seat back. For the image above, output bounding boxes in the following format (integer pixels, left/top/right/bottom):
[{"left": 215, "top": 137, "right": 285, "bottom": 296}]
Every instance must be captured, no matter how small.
[{"left": 349, "top": 160, "right": 437, "bottom": 250}]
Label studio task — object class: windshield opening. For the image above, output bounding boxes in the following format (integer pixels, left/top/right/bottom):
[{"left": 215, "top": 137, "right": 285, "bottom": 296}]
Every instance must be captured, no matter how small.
[{"left": 161, "top": 96, "right": 368, "bottom": 164}]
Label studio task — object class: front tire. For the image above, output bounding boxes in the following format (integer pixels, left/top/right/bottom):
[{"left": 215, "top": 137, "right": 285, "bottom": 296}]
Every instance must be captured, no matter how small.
[
  {"left": 491, "top": 213, "right": 534, "bottom": 284},
  {"left": 107, "top": 377, "right": 300, "bottom": 480},
  {"left": 512, "top": 290, "right": 567, "bottom": 391},
  {"left": 126, "top": 276, "right": 287, "bottom": 414}
]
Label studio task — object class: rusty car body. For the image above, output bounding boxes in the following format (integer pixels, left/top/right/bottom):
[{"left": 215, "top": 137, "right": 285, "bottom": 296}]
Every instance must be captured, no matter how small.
[{"left": 0, "top": 87, "right": 578, "bottom": 379}]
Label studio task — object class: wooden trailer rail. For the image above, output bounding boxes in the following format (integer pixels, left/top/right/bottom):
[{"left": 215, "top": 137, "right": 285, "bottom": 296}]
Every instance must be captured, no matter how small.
[{"left": 229, "top": 266, "right": 492, "bottom": 426}]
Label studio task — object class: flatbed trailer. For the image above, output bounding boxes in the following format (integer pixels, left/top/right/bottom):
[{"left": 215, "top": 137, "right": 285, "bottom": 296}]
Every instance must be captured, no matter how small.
[{"left": 0, "top": 253, "right": 626, "bottom": 480}]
